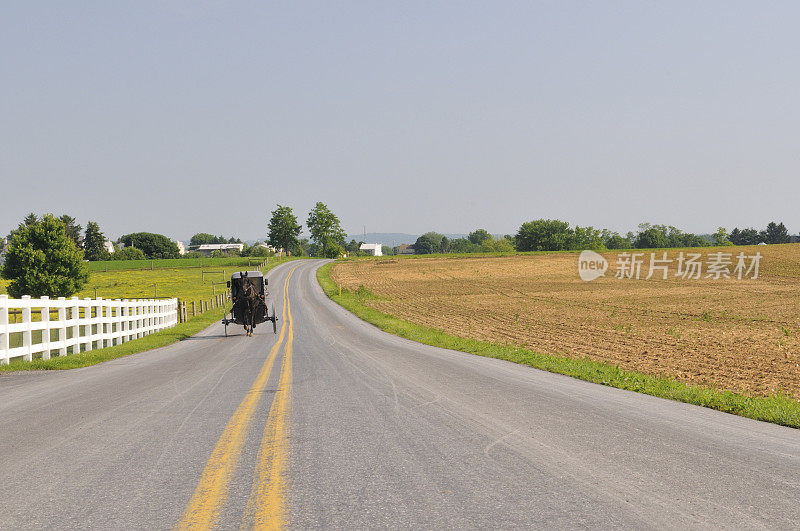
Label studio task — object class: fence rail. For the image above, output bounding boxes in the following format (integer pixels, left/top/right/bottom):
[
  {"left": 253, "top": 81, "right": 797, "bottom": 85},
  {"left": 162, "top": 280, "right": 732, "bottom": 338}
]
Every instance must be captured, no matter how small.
[{"left": 0, "top": 295, "right": 178, "bottom": 365}]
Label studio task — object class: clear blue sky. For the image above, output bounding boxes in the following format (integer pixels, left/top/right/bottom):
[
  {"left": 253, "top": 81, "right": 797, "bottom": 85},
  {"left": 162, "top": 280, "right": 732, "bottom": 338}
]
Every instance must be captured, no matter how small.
[{"left": 2, "top": 1, "right": 798, "bottom": 241}]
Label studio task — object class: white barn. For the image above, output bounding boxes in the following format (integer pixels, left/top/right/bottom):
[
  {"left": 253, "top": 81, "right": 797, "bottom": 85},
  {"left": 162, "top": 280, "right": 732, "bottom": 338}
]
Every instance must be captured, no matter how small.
[
  {"left": 258, "top": 243, "right": 277, "bottom": 253},
  {"left": 196, "top": 243, "right": 244, "bottom": 256},
  {"left": 359, "top": 243, "right": 383, "bottom": 256}
]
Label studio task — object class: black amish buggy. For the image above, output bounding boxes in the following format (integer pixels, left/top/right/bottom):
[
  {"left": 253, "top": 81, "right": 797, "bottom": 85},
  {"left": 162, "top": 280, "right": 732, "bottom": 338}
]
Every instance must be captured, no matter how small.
[{"left": 222, "top": 271, "right": 278, "bottom": 337}]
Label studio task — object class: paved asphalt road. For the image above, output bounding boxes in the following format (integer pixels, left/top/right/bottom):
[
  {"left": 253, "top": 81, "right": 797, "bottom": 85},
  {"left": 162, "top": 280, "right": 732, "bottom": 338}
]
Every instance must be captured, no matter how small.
[{"left": 1, "top": 259, "right": 799, "bottom": 529}]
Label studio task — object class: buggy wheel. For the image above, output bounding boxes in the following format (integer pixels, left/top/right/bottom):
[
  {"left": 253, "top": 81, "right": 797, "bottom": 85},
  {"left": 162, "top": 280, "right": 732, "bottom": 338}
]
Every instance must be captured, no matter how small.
[{"left": 224, "top": 321, "right": 228, "bottom": 337}]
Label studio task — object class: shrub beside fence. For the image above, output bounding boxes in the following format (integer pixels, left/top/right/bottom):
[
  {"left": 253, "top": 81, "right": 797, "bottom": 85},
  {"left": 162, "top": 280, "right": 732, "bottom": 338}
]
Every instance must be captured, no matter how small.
[{"left": 0, "top": 295, "right": 178, "bottom": 365}]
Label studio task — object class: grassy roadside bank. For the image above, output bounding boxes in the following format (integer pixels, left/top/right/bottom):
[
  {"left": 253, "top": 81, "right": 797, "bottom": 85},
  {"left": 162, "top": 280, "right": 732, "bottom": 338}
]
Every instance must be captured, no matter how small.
[{"left": 317, "top": 261, "right": 800, "bottom": 429}]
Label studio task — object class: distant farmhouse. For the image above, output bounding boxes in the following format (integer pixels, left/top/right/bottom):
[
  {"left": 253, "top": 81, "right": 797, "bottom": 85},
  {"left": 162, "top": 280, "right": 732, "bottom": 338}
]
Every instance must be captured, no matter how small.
[
  {"left": 396, "top": 244, "right": 414, "bottom": 255},
  {"left": 194, "top": 243, "right": 244, "bottom": 256},
  {"left": 103, "top": 239, "right": 115, "bottom": 255},
  {"left": 359, "top": 243, "right": 383, "bottom": 256},
  {"left": 257, "top": 243, "right": 277, "bottom": 253}
]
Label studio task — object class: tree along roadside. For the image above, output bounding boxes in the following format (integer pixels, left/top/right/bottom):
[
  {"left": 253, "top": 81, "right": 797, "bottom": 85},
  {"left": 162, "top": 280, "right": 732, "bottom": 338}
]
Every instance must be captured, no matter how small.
[
  {"left": 306, "top": 202, "right": 346, "bottom": 258},
  {"left": 267, "top": 204, "right": 302, "bottom": 255}
]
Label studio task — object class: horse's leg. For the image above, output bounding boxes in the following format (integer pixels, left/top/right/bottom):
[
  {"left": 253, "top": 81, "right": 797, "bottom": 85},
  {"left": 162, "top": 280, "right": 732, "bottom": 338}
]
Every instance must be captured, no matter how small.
[{"left": 245, "top": 306, "right": 250, "bottom": 336}]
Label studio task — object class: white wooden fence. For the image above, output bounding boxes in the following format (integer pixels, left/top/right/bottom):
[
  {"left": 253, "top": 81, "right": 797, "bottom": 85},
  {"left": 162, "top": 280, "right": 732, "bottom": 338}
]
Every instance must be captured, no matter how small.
[{"left": 0, "top": 295, "right": 178, "bottom": 365}]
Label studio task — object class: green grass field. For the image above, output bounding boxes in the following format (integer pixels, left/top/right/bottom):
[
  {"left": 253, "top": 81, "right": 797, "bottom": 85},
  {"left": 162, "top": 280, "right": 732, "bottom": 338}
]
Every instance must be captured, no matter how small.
[
  {"left": 1, "top": 257, "right": 290, "bottom": 301},
  {"left": 317, "top": 261, "right": 800, "bottom": 429},
  {"left": 76, "top": 262, "right": 266, "bottom": 301},
  {"left": 86, "top": 256, "right": 268, "bottom": 272}
]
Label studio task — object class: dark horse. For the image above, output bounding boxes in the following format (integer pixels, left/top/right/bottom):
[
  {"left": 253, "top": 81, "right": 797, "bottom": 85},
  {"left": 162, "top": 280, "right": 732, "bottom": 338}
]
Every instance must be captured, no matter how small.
[{"left": 239, "top": 273, "right": 260, "bottom": 337}]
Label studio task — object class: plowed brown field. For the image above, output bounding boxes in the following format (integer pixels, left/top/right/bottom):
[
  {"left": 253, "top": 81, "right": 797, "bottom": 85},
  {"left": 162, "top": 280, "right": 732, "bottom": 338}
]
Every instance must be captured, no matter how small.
[{"left": 331, "top": 244, "right": 800, "bottom": 399}]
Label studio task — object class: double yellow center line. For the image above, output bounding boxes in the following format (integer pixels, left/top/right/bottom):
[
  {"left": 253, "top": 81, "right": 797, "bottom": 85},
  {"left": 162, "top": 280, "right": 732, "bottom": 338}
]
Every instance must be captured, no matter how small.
[{"left": 178, "top": 266, "right": 298, "bottom": 530}]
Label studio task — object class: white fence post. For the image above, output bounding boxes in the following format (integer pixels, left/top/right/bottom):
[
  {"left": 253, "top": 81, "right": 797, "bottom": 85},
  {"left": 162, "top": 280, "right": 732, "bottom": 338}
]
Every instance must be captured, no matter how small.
[
  {"left": 71, "top": 297, "right": 80, "bottom": 355},
  {"left": 97, "top": 297, "right": 106, "bottom": 349},
  {"left": 0, "top": 295, "right": 8, "bottom": 365},
  {"left": 41, "top": 296, "right": 51, "bottom": 360},
  {"left": 84, "top": 298, "right": 93, "bottom": 352},
  {"left": 111, "top": 300, "right": 119, "bottom": 346},
  {"left": 21, "top": 295, "right": 32, "bottom": 362},
  {"left": 58, "top": 297, "right": 67, "bottom": 356},
  {"left": 136, "top": 303, "right": 143, "bottom": 339},
  {"left": 122, "top": 299, "right": 129, "bottom": 343}
]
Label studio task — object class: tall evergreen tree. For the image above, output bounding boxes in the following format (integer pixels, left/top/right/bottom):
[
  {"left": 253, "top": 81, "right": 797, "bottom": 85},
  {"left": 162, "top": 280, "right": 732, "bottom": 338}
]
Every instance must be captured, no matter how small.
[
  {"left": 83, "top": 221, "right": 109, "bottom": 261},
  {"left": 6, "top": 213, "right": 38, "bottom": 242},
  {"left": 59, "top": 215, "right": 83, "bottom": 247},
  {"left": 761, "top": 221, "right": 790, "bottom": 244}
]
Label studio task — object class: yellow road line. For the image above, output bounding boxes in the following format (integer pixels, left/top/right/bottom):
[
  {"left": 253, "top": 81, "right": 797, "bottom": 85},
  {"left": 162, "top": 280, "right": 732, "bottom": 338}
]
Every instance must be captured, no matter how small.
[
  {"left": 244, "top": 274, "right": 296, "bottom": 529},
  {"left": 178, "top": 269, "right": 296, "bottom": 530}
]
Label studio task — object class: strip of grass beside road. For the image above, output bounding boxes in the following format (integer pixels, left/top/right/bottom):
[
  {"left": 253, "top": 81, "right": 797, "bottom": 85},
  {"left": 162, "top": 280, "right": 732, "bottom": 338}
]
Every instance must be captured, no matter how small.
[{"left": 317, "top": 261, "right": 800, "bottom": 429}]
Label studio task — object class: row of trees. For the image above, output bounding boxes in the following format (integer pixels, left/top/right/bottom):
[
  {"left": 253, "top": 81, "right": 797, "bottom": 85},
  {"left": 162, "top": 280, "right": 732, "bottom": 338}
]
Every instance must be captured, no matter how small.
[
  {"left": 3, "top": 207, "right": 796, "bottom": 298},
  {"left": 602, "top": 221, "right": 793, "bottom": 250},
  {"left": 412, "top": 230, "right": 516, "bottom": 254},
  {"left": 728, "top": 222, "right": 791, "bottom": 245},
  {"left": 409, "top": 220, "right": 797, "bottom": 254},
  {"left": 5, "top": 213, "right": 119, "bottom": 262},
  {"left": 5, "top": 214, "right": 185, "bottom": 261},
  {"left": 11, "top": 218, "right": 270, "bottom": 262},
  {"left": 4, "top": 205, "right": 352, "bottom": 267},
  {"left": 266, "top": 202, "right": 347, "bottom": 258}
]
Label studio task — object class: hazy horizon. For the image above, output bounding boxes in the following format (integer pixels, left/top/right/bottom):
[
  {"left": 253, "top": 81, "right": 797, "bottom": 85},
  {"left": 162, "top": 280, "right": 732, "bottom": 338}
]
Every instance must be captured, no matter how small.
[{"left": 2, "top": 2, "right": 799, "bottom": 241}]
